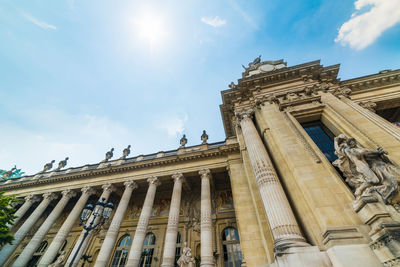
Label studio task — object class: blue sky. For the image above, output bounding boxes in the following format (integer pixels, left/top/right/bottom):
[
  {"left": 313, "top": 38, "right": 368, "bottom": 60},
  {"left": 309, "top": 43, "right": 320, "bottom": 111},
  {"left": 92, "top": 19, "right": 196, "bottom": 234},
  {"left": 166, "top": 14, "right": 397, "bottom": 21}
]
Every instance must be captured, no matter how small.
[{"left": 1, "top": 0, "right": 400, "bottom": 174}]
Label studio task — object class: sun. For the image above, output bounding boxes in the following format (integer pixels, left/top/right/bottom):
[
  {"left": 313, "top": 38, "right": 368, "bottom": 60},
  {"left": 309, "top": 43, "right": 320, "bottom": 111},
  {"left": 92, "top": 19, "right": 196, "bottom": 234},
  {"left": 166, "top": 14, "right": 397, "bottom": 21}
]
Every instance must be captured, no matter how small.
[{"left": 133, "top": 10, "right": 169, "bottom": 50}]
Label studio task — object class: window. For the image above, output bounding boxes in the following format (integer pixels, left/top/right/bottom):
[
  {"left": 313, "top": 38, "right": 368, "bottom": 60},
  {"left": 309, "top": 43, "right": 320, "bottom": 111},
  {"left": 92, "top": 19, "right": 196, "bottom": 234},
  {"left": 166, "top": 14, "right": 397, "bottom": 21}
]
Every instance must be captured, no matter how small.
[
  {"left": 111, "top": 235, "right": 131, "bottom": 267},
  {"left": 53, "top": 240, "right": 67, "bottom": 264},
  {"left": 302, "top": 121, "right": 337, "bottom": 162},
  {"left": 27, "top": 241, "right": 48, "bottom": 267},
  {"left": 222, "top": 227, "right": 242, "bottom": 267},
  {"left": 139, "top": 233, "right": 156, "bottom": 267},
  {"left": 175, "top": 232, "right": 182, "bottom": 267}
]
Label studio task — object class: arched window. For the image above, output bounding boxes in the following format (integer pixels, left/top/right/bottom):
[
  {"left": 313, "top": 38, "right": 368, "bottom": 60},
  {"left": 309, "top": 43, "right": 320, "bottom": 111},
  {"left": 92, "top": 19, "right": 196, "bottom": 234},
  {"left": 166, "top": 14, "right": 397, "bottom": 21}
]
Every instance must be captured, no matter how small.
[
  {"left": 174, "top": 232, "right": 182, "bottom": 267},
  {"left": 139, "top": 233, "right": 156, "bottom": 267},
  {"left": 27, "top": 241, "right": 48, "bottom": 267},
  {"left": 111, "top": 235, "right": 131, "bottom": 267},
  {"left": 222, "top": 227, "right": 242, "bottom": 267}
]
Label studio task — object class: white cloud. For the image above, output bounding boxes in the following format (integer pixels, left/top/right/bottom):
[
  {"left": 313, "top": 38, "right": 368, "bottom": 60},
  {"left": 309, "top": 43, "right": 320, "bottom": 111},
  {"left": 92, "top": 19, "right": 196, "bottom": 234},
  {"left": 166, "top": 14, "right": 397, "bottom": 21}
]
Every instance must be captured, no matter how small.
[
  {"left": 335, "top": 0, "right": 400, "bottom": 50},
  {"left": 201, "top": 16, "right": 227, "bottom": 27},
  {"left": 156, "top": 114, "right": 188, "bottom": 137},
  {"left": 22, "top": 12, "right": 57, "bottom": 30}
]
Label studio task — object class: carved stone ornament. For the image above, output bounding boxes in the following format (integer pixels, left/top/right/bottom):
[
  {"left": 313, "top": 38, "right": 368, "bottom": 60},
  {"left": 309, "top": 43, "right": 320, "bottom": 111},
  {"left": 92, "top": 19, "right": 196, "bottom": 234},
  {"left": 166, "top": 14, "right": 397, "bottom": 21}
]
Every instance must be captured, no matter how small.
[
  {"left": 48, "top": 251, "right": 66, "bottom": 267},
  {"left": 147, "top": 176, "right": 161, "bottom": 187},
  {"left": 55, "top": 157, "right": 69, "bottom": 171},
  {"left": 120, "top": 145, "right": 131, "bottom": 159},
  {"left": 358, "top": 101, "right": 377, "bottom": 113},
  {"left": 101, "top": 148, "right": 114, "bottom": 163},
  {"left": 180, "top": 134, "right": 188, "bottom": 148},
  {"left": 42, "top": 160, "right": 55, "bottom": 173},
  {"left": 332, "top": 86, "right": 352, "bottom": 98},
  {"left": 201, "top": 130, "right": 209, "bottom": 144},
  {"left": 333, "top": 134, "right": 399, "bottom": 204},
  {"left": 234, "top": 108, "right": 254, "bottom": 124},
  {"left": 177, "top": 242, "right": 196, "bottom": 267},
  {"left": 228, "top": 82, "right": 237, "bottom": 89}
]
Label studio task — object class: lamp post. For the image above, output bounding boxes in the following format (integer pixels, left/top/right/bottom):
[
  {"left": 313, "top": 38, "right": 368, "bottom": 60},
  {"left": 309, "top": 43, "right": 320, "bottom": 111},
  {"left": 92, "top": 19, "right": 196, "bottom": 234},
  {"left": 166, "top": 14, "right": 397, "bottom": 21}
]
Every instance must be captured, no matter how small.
[{"left": 68, "top": 197, "right": 114, "bottom": 267}]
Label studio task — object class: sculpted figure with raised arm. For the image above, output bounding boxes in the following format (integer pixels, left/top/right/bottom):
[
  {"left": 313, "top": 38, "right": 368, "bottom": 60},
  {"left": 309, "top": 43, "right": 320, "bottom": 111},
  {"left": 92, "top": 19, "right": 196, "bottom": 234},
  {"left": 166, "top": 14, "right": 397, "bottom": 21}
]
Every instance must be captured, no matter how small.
[{"left": 333, "top": 134, "right": 399, "bottom": 204}]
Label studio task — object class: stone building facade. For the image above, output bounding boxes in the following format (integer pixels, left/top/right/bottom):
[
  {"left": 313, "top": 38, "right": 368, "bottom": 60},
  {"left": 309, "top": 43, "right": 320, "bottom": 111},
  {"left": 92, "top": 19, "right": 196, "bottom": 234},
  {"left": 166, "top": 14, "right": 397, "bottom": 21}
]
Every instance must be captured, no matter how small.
[{"left": 1, "top": 58, "right": 400, "bottom": 267}]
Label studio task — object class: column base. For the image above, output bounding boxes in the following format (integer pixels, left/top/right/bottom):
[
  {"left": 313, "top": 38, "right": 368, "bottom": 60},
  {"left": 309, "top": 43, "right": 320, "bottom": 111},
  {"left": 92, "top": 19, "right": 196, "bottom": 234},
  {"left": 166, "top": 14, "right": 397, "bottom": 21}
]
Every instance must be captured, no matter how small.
[{"left": 271, "top": 246, "right": 332, "bottom": 267}]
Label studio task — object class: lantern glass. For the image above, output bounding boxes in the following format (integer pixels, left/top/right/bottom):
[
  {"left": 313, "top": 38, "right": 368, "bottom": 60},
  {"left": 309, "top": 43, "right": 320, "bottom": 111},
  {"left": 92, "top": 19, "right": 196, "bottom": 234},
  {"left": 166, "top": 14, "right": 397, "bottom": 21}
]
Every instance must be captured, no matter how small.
[
  {"left": 93, "top": 198, "right": 105, "bottom": 216},
  {"left": 80, "top": 203, "right": 93, "bottom": 221},
  {"left": 103, "top": 202, "right": 114, "bottom": 219}
]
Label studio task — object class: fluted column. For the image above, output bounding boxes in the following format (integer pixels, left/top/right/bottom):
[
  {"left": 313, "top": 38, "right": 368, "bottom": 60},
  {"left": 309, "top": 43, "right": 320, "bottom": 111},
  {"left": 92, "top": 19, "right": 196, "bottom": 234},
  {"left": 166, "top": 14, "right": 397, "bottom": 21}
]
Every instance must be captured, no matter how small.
[
  {"left": 13, "top": 190, "right": 77, "bottom": 267},
  {"left": 38, "top": 186, "right": 95, "bottom": 267},
  {"left": 236, "top": 109, "right": 308, "bottom": 251},
  {"left": 161, "top": 173, "right": 184, "bottom": 267},
  {"left": 65, "top": 183, "right": 116, "bottom": 267},
  {"left": 0, "top": 192, "right": 58, "bottom": 267},
  {"left": 94, "top": 181, "right": 138, "bottom": 267},
  {"left": 199, "top": 169, "right": 215, "bottom": 267},
  {"left": 126, "top": 177, "right": 161, "bottom": 266},
  {"left": 11, "top": 194, "right": 40, "bottom": 228}
]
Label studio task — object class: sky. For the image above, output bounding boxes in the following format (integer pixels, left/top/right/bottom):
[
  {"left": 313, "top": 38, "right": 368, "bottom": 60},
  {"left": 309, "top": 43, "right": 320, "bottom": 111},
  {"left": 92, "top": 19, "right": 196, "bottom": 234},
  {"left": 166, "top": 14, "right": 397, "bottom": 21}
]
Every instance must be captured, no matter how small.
[{"left": 1, "top": 0, "right": 400, "bottom": 175}]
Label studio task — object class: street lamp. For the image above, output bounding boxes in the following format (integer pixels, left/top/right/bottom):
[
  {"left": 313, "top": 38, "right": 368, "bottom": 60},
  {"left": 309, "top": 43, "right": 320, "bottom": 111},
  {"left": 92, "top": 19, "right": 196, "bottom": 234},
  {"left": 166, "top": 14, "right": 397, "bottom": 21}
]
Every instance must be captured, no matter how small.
[{"left": 69, "top": 197, "right": 114, "bottom": 267}]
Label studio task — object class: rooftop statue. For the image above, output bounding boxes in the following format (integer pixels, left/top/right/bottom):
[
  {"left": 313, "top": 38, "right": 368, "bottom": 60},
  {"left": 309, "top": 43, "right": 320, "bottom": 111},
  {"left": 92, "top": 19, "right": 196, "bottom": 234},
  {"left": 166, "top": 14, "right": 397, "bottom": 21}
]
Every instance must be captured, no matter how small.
[
  {"left": 42, "top": 160, "right": 55, "bottom": 173},
  {"left": 1, "top": 166, "right": 24, "bottom": 180},
  {"left": 333, "top": 134, "right": 399, "bottom": 204},
  {"left": 101, "top": 148, "right": 114, "bottom": 163},
  {"left": 55, "top": 157, "right": 69, "bottom": 171},
  {"left": 201, "top": 130, "right": 209, "bottom": 144},
  {"left": 242, "top": 55, "right": 261, "bottom": 71},
  {"left": 180, "top": 134, "right": 187, "bottom": 148},
  {"left": 120, "top": 145, "right": 131, "bottom": 159},
  {"left": 228, "top": 82, "right": 237, "bottom": 89}
]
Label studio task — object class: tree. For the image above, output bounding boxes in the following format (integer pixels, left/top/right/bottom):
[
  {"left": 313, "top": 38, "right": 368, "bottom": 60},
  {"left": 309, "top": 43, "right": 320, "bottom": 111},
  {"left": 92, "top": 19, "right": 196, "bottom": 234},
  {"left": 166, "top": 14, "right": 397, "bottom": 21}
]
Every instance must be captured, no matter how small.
[{"left": 0, "top": 192, "right": 19, "bottom": 246}]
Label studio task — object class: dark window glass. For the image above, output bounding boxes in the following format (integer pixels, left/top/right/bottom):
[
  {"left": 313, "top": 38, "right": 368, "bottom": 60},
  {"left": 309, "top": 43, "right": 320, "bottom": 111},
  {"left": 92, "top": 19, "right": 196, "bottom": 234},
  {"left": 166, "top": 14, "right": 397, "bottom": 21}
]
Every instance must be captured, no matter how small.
[
  {"left": 222, "top": 227, "right": 242, "bottom": 267},
  {"left": 302, "top": 121, "right": 337, "bottom": 162},
  {"left": 111, "top": 235, "right": 131, "bottom": 267},
  {"left": 140, "top": 233, "right": 156, "bottom": 267}
]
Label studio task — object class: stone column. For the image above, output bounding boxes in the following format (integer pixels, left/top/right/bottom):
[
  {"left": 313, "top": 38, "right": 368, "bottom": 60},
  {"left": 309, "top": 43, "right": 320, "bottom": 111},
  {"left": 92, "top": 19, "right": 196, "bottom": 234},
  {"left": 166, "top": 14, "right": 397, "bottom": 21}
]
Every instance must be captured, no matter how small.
[
  {"left": 126, "top": 177, "right": 161, "bottom": 266},
  {"left": 11, "top": 194, "right": 40, "bottom": 228},
  {"left": 94, "top": 181, "right": 138, "bottom": 267},
  {"left": 65, "top": 183, "right": 115, "bottom": 267},
  {"left": 161, "top": 172, "right": 184, "bottom": 267},
  {"left": 236, "top": 109, "right": 309, "bottom": 251},
  {"left": 38, "top": 186, "right": 95, "bottom": 267},
  {"left": 0, "top": 192, "right": 58, "bottom": 267},
  {"left": 199, "top": 169, "right": 215, "bottom": 267},
  {"left": 13, "top": 190, "right": 77, "bottom": 267}
]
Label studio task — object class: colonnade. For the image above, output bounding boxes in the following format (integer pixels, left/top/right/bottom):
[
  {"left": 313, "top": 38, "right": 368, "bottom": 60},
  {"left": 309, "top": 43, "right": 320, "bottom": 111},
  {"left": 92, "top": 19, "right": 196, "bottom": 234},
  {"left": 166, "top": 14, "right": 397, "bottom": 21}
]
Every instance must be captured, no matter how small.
[{"left": 0, "top": 169, "right": 216, "bottom": 267}]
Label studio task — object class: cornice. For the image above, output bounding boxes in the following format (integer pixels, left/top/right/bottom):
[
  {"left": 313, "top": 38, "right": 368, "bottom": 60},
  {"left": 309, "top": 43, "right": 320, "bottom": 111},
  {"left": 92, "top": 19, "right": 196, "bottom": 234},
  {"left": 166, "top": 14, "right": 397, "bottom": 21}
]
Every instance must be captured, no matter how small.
[
  {"left": 341, "top": 69, "right": 400, "bottom": 94},
  {"left": 0, "top": 142, "right": 240, "bottom": 191},
  {"left": 220, "top": 60, "right": 341, "bottom": 137}
]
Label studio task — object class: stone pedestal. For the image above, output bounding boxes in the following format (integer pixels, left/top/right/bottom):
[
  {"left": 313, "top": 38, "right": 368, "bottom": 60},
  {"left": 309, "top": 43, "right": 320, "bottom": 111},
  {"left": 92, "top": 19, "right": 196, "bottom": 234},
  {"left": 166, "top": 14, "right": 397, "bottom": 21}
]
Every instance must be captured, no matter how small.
[{"left": 353, "top": 195, "right": 400, "bottom": 266}]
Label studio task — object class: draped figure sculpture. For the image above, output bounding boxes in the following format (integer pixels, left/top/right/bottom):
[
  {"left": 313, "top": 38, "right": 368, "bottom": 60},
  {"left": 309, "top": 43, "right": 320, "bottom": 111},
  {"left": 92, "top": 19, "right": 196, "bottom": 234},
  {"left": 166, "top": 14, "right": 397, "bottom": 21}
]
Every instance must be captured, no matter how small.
[
  {"left": 177, "top": 242, "right": 195, "bottom": 267},
  {"left": 333, "top": 134, "right": 399, "bottom": 204}
]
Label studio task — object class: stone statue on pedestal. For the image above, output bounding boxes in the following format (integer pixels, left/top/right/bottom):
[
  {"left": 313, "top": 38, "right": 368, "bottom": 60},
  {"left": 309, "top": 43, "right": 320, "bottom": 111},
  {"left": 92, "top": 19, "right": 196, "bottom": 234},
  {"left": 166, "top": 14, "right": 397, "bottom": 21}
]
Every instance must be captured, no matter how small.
[
  {"left": 201, "top": 130, "right": 208, "bottom": 144},
  {"left": 120, "top": 145, "right": 131, "bottom": 159},
  {"left": 177, "top": 242, "right": 195, "bottom": 267},
  {"left": 180, "top": 135, "right": 187, "bottom": 148},
  {"left": 55, "top": 157, "right": 69, "bottom": 171},
  {"left": 42, "top": 160, "right": 55, "bottom": 173},
  {"left": 101, "top": 148, "right": 114, "bottom": 163},
  {"left": 333, "top": 134, "right": 399, "bottom": 204}
]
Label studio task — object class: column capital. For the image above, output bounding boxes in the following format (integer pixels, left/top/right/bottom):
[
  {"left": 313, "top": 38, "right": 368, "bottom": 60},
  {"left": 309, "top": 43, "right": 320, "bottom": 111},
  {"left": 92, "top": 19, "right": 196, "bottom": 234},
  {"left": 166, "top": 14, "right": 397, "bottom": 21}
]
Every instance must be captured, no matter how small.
[
  {"left": 25, "top": 194, "right": 40, "bottom": 203},
  {"left": 43, "top": 192, "right": 58, "bottom": 201},
  {"left": 102, "top": 183, "right": 116, "bottom": 193},
  {"left": 61, "top": 189, "right": 77, "bottom": 199},
  {"left": 81, "top": 186, "right": 96, "bottom": 196},
  {"left": 147, "top": 176, "right": 161, "bottom": 187},
  {"left": 171, "top": 172, "right": 184, "bottom": 183},
  {"left": 199, "top": 169, "right": 212, "bottom": 180},
  {"left": 234, "top": 108, "right": 254, "bottom": 124},
  {"left": 124, "top": 180, "right": 138, "bottom": 189}
]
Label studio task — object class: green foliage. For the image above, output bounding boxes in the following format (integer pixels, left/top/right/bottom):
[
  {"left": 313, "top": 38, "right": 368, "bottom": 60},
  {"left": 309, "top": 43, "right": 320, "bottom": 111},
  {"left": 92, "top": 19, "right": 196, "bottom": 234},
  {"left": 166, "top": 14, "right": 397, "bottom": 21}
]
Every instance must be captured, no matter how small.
[{"left": 0, "top": 192, "right": 20, "bottom": 246}]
